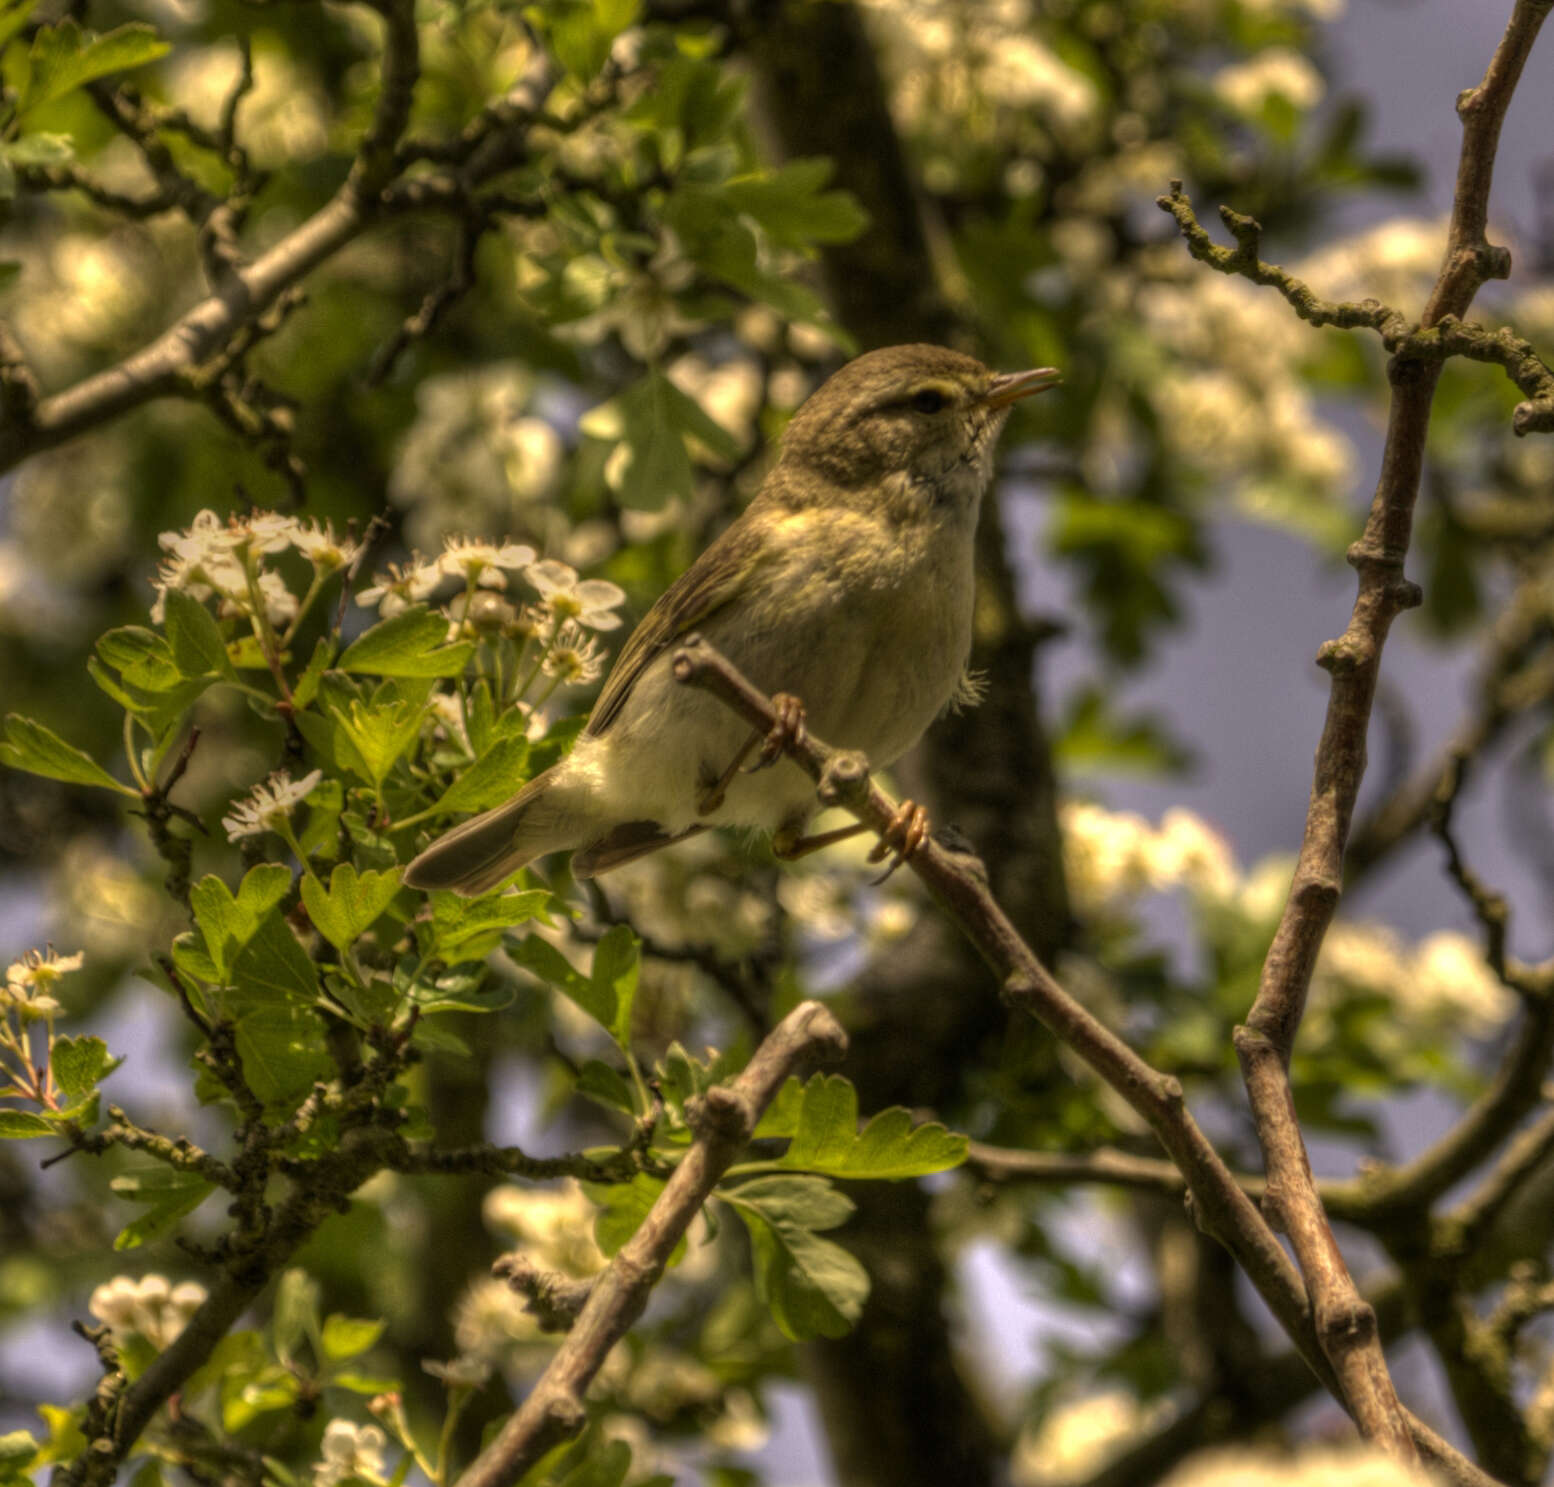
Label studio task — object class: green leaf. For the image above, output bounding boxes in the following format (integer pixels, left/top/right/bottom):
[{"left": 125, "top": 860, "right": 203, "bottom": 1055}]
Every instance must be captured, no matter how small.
[
  {"left": 223, "top": 967, "right": 330, "bottom": 1109},
  {"left": 0, "top": 1432, "right": 36, "bottom": 1471},
  {"left": 600, "top": 368, "right": 741, "bottom": 510},
  {"left": 3, "top": 132, "right": 73, "bottom": 167},
  {"left": 430, "top": 889, "right": 550, "bottom": 962},
  {"left": 161, "top": 588, "right": 234, "bottom": 679},
  {"left": 339, "top": 606, "right": 473, "bottom": 678},
  {"left": 553, "top": 1439, "right": 633, "bottom": 1487},
  {"left": 574, "top": 1059, "right": 636, "bottom": 1115},
  {"left": 295, "top": 777, "right": 344, "bottom": 862},
  {"left": 271, "top": 1269, "right": 320, "bottom": 1366},
  {"left": 319, "top": 1314, "right": 386, "bottom": 1364},
  {"left": 1055, "top": 686, "right": 1193, "bottom": 777},
  {"left": 510, "top": 924, "right": 637, "bottom": 1050},
  {"left": 110, "top": 1170, "right": 215, "bottom": 1250},
  {"left": 544, "top": 0, "right": 640, "bottom": 79},
  {"left": 722, "top": 159, "right": 868, "bottom": 247},
  {"left": 20, "top": 21, "right": 170, "bottom": 118},
  {"left": 425, "top": 735, "right": 530, "bottom": 817},
  {"left": 0, "top": 714, "right": 136, "bottom": 795},
  {"left": 723, "top": 1175, "right": 866, "bottom": 1340},
  {"left": 333, "top": 695, "right": 428, "bottom": 787},
  {"left": 774, "top": 1074, "right": 967, "bottom": 1179},
  {"left": 580, "top": 1173, "right": 685, "bottom": 1265},
  {"left": 0, "top": 1110, "right": 56, "bottom": 1139},
  {"left": 0, "top": 0, "right": 39, "bottom": 57},
  {"left": 300, "top": 863, "right": 402, "bottom": 952},
  {"left": 190, "top": 864, "right": 291, "bottom": 981},
  {"left": 51, "top": 1036, "right": 119, "bottom": 1103},
  {"left": 292, "top": 635, "right": 336, "bottom": 709},
  {"left": 97, "top": 627, "right": 183, "bottom": 692},
  {"left": 233, "top": 911, "right": 321, "bottom": 1008}
]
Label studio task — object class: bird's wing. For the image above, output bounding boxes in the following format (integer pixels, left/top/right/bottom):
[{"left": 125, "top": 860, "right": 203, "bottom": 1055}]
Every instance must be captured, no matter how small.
[{"left": 586, "top": 516, "right": 766, "bottom": 738}]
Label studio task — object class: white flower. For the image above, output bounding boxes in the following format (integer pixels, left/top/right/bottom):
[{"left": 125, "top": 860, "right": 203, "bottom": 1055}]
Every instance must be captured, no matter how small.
[
  {"left": 313, "top": 1420, "right": 388, "bottom": 1487},
  {"left": 1060, "top": 801, "right": 1157, "bottom": 912},
  {"left": 453, "top": 1275, "right": 545, "bottom": 1360},
  {"left": 356, "top": 560, "right": 442, "bottom": 619},
  {"left": 439, "top": 536, "right": 538, "bottom": 590},
  {"left": 1410, "top": 931, "right": 1514, "bottom": 1036},
  {"left": 423, "top": 1355, "right": 493, "bottom": 1389},
  {"left": 1146, "top": 809, "right": 1238, "bottom": 900},
  {"left": 525, "top": 559, "right": 627, "bottom": 631},
  {"left": 88, "top": 1273, "right": 206, "bottom": 1351},
  {"left": 1160, "top": 1443, "right": 1434, "bottom": 1487},
  {"left": 705, "top": 1388, "right": 770, "bottom": 1452},
  {"left": 983, "top": 33, "right": 1100, "bottom": 133},
  {"left": 777, "top": 872, "right": 856, "bottom": 942},
  {"left": 292, "top": 520, "right": 360, "bottom": 572},
  {"left": 482, "top": 1180, "right": 605, "bottom": 1277},
  {"left": 221, "top": 769, "right": 323, "bottom": 842},
  {"left": 1295, "top": 217, "right": 1447, "bottom": 321},
  {"left": 220, "top": 568, "right": 298, "bottom": 629},
  {"left": 241, "top": 512, "right": 303, "bottom": 556},
  {"left": 3, "top": 946, "right": 83, "bottom": 1018},
  {"left": 1212, "top": 48, "right": 1324, "bottom": 115},
  {"left": 1013, "top": 1389, "right": 1160, "bottom": 1486},
  {"left": 540, "top": 620, "right": 606, "bottom": 687}
]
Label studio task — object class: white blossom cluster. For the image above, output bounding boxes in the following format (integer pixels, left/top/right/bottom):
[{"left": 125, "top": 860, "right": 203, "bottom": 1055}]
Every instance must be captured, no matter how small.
[
  {"left": 1062, "top": 801, "right": 1238, "bottom": 913},
  {"left": 88, "top": 1273, "right": 207, "bottom": 1351},
  {"left": 390, "top": 365, "right": 567, "bottom": 553},
  {"left": 151, "top": 510, "right": 360, "bottom": 628},
  {"left": 1161, "top": 1443, "right": 1439, "bottom": 1487},
  {"left": 1128, "top": 261, "right": 1357, "bottom": 543},
  {"left": 482, "top": 1179, "right": 606, "bottom": 1279},
  {"left": 1015, "top": 1392, "right": 1431, "bottom": 1487},
  {"left": 1012, "top": 1388, "right": 1174, "bottom": 1486},
  {"left": 2, "top": 946, "right": 83, "bottom": 1019},
  {"left": 312, "top": 1419, "right": 389, "bottom": 1487},
  {"left": 1061, "top": 799, "right": 1514, "bottom": 1039},
  {"left": 1212, "top": 47, "right": 1325, "bottom": 116}
]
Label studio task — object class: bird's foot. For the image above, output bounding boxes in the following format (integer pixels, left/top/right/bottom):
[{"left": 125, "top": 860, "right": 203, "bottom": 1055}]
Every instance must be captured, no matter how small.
[
  {"left": 696, "top": 732, "right": 761, "bottom": 816},
  {"left": 748, "top": 693, "right": 806, "bottom": 773},
  {"left": 771, "top": 820, "right": 868, "bottom": 861},
  {"left": 867, "top": 799, "right": 930, "bottom": 884},
  {"left": 701, "top": 694, "right": 808, "bottom": 815}
]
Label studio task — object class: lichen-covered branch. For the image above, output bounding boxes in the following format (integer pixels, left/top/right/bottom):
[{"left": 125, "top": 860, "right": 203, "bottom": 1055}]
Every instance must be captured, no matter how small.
[
  {"left": 453, "top": 1000, "right": 848, "bottom": 1487},
  {"left": 1154, "top": 189, "right": 1554, "bottom": 437}
]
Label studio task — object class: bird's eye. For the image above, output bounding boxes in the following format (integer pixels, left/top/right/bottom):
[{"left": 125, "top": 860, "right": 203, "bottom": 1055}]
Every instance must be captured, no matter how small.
[{"left": 910, "top": 388, "right": 948, "bottom": 415}]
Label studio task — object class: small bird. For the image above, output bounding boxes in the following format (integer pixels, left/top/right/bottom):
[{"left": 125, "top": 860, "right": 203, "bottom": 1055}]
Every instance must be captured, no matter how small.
[{"left": 404, "top": 344, "right": 1059, "bottom": 895}]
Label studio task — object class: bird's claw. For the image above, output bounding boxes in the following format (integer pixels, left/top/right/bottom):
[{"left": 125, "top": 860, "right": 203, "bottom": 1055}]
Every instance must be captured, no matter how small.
[
  {"left": 747, "top": 692, "right": 807, "bottom": 773},
  {"left": 867, "top": 799, "right": 930, "bottom": 884}
]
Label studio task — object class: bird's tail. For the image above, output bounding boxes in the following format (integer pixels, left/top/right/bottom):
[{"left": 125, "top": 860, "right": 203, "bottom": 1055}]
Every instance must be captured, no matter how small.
[{"left": 403, "top": 772, "right": 568, "bottom": 897}]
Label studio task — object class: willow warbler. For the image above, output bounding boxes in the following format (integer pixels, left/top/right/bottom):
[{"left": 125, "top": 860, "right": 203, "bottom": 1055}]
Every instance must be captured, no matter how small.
[{"left": 404, "top": 344, "right": 1059, "bottom": 894}]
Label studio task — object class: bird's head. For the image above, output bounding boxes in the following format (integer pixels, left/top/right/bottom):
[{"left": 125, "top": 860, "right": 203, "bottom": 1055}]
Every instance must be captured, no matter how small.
[{"left": 774, "top": 344, "right": 1060, "bottom": 520}]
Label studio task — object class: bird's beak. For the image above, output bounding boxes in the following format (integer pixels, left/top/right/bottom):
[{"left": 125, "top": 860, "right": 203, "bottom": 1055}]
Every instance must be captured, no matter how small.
[{"left": 983, "top": 367, "right": 1062, "bottom": 408}]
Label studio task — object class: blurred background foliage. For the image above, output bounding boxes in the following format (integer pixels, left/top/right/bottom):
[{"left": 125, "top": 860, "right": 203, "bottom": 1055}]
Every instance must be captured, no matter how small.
[{"left": 1, "top": 0, "right": 1553, "bottom": 1484}]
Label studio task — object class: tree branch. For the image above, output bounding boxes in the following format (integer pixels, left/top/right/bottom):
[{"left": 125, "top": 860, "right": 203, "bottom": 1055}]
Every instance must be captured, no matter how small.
[
  {"left": 668, "top": 637, "right": 1495, "bottom": 1487},
  {"left": 0, "top": 45, "right": 562, "bottom": 477},
  {"left": 453, "top": 999, "right": 848, "bottom": 1487},
  {"left": 1157, "top": 1, "right": 1553, "bottom": 1456}
]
